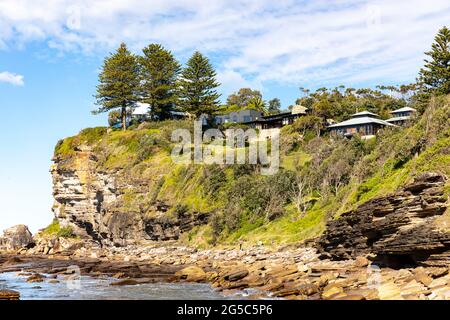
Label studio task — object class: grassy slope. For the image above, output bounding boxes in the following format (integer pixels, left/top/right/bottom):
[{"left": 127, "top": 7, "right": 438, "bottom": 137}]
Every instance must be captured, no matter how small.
[{"left": 53, "top": 96, "right": 450, "bottom": 247}]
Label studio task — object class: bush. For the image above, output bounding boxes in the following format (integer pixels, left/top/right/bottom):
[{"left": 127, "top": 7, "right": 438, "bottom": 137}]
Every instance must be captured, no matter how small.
[
  {"left": 43, "top": 219, "right": 75, "bottom": 238},
  {"left": 202, "top": 165, "right": 227, "bottom": 199},
  {"left": 108, "top": 110, "right": 122, "bottom": 127},
  {"left": 57, "top": 226, "right": 75, "bottom": 238}
]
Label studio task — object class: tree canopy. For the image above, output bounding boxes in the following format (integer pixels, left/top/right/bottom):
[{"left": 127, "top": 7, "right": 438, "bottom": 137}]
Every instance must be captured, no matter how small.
[
  {"left": 178, "top": 51, "right": 221, "bottom": 118},
  {"left": 418, "top": 26, "right": 450, "bottom": 95},
  {"left": 94, "top": 43, "right": 141, "bottom": 130},
  {"left": 140, "top": 44, "right": 181, "bottom": 121},
  {"left": 268, "top": 98, "right": 282, "bottom": 115},
  {"left": 227, "top": 88, "right": 262, "bottom": 109}
]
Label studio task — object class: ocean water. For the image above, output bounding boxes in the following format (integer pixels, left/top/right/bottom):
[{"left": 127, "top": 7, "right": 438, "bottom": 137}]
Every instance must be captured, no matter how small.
[{"left": 0, "top": 272, "right": 251, "bottom": 300}]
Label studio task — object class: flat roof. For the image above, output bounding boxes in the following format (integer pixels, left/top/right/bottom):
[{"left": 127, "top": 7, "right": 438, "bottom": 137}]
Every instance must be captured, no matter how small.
[{"left": 248, "top": 112, "right": 301, "bottom": 123}]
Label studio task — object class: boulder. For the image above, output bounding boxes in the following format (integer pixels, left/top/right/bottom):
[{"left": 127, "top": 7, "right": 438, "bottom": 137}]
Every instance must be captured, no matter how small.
[
  {"left": 223, "top": 269, "right": 249, "bottom": 282},
  {"left": 0, "top": 225, "right": 34, "bottom": 251},
  {"left": 354, "top": 256, "right": 369, "bottom": 268},
  {"left": 26, "top": 273, "right": 45, "bottom": 283},
  {"left": 110, "top": 279, "right": 139, "bottom": 286},
  {"left": 175, "top": 266, "right": 207, "bottom": 282},
  {"left": 322, "top": 284, "right": 344, "bottom": 299},
  {"left": 412, "top": 268, "right": 433, "bottom": 287},
  {"left": 0, "top": 290, "right": 20, "bottom": 300}
]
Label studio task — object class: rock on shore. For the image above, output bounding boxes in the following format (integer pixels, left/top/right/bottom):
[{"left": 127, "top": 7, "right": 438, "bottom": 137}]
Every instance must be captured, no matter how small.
[
  {"left": 1, "top": 243, "right": 450, "bottom": 300},
  {"left": 0, "top": 225, "right": 34, "bottom": 251},
  {"left": 0, "top": 289, "right": 20, "bottom": 300}
]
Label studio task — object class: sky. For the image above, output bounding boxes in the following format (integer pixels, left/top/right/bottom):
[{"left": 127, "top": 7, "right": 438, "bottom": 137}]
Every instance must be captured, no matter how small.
[{"left": 1, "top": 0, "right": 450, "bottom": 233}]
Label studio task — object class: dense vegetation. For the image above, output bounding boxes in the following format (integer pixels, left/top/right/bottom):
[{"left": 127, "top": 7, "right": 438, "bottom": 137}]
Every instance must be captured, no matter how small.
[
  {"left": 53, "top": 26, "right": 450, "bottom": 247},
  {"left": 54, "top": 93, "right": 449, "bottom": 246}
]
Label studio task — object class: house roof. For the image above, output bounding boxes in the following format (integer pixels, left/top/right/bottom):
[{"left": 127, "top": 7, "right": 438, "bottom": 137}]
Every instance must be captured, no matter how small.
[
  {"left": 351, "top": 111, "right": 379, "bottom": 118},
  {"left": 291, "top": 105, "right": 308, "bottom": 115},
  {"left": 328, "top": 116, "right": 395, "bottom": 128},
  {"left": 247, "top": 112, "right": 300, "bottom": 123},
  {"left": 390, "top": 106, "right": 417, "bottom": 114}
]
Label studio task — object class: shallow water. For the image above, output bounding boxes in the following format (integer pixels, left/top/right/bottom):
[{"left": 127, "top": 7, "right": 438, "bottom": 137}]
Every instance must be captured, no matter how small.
[{"left": 0, "top": 272, "right": 251, "bottom": 300}]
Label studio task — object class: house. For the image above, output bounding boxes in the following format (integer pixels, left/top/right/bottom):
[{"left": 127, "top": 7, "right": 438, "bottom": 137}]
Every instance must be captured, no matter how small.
[
  {"left": 214, "top": 109, "right": 263, "bottom": 125},
  {"left": 131, "top": 102, "right": 151, "bottom": 121},
  {"left": 386, "top": 107, "right": 417, "bottom": 125},
  {"left": 131, "top": 102, "right": 188, "bottom": 121},
  {"left": 328, "top": 110, "right": 395, "bottom": 139},
  {"left": 249, "top": 105, "right": 309, "bottom": 130}
]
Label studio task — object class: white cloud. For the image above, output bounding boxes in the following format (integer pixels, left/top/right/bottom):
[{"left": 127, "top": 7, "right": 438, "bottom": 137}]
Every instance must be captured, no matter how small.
[
  {"left": 0, "top": 0, "right": 449, "bottom": 91},
  {"left": 217, "top": 69, "right": 262, "bottom": 99},
  {"left": 0, "top": 71, "right": 24, "bottom": 86}
]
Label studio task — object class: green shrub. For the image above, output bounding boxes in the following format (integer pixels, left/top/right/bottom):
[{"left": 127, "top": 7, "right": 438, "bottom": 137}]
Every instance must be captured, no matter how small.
[
  {"left": 43, "top": 219, "right": 75, "bottom": 238},
  {"left": 202, "top": 165, "right": 228, "bottom": 199}
]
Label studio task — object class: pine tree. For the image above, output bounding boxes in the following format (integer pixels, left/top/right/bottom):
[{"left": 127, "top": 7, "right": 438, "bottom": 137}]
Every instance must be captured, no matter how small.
[
  {"left": 94, "top": 43, "right": 140, "bottom": 130},
  {"left": 268, "top": 98, "right": 281, "bottom": 115},
  {"left": 178, "top": 51, "right": 221, "bottom": 118},
  {"left": 140, "top": 44, "right": 181, "bottom": 120},
  {"left": 418, "top": 26, "right": 450, "bottom": 95}
]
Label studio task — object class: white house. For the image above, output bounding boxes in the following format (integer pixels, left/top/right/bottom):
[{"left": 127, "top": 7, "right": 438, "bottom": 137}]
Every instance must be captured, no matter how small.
[{"left": 386, "top": 107, "right": 417, "bottom": 125}]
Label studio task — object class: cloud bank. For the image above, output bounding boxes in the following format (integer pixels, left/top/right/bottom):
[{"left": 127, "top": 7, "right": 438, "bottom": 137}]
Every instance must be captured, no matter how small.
[
  {"left": 0, "top": 0, "right": 449, "bottom": 90},
  {"left": 0, "top": 71, "right": 24, "bottom": 86}
]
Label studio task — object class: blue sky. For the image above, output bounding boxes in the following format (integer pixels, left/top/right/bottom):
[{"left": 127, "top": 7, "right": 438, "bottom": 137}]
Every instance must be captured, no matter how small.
[{"left": 1, "top": 0, "right": 450, "bottom": 233}]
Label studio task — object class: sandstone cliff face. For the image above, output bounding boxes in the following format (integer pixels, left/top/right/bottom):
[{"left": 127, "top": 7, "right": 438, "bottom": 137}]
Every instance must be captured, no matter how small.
[
  {"left": 317, "top": 173, "right": 450, "bottom": 267},
  {"left": 51, "top": 145, "right": 207, "bottom": 246}
]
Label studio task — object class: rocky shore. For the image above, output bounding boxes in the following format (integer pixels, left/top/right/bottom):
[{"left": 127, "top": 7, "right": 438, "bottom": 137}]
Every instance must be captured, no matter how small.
[
  {"left": 1, "top": 173, "right": 448, "bottom": 300},
  {"left": 1, "top": 242, "right": 449, "bottom": 300}
]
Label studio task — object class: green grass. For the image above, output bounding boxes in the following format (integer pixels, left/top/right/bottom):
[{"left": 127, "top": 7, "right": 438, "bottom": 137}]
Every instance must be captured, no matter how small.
[
  {"left": 281, "top": 150, "right": 311, "bottom": 171},
  {"left": 227, "top": 204, "right": 327, "bottom": 245},
  {"left": 52, "top": 99, "right": 450, "bottom": 247},
  {"left": 42, "top": 219, "right": 75, "bottom": 238}
]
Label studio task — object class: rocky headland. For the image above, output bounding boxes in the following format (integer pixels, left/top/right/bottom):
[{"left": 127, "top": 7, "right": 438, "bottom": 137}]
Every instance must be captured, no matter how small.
[{"left": 1, "top": 114, "right": 449, "bottom": 300}]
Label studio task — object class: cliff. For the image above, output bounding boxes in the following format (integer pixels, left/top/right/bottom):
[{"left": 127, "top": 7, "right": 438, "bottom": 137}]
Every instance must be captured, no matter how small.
[
  {"left": 51, "top": 123, "right": 211, "bottom": 246},
  {"left": 317, "top": 173, "right": 450, "bottom": 267},
  {"left": 51, "top": 148, "right": 209, "bottom": 246},
  {"left": 50, "top": 96, "right": 450, "bottom": 252}
]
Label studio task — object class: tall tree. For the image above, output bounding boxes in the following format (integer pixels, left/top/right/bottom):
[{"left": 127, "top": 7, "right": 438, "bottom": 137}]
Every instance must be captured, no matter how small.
[
  {"left": 418, "top": 26, "right": 450, "bottom": 95},
  {"left": 94, "top": 43, "right": 140, "bottom": 130},
  {"left": 178, "top": 51, "right": 221, "bottom": 118},
  {"left": 268, "top": 98, "right": 281, "bottom": 115},
  {"left": 140, "top": 44, "right": 181, "bottom": 120},
  {"left": 226, "top": 88, "right": 262, "bottom": 109},
  {"left": 247, "top": 96, "right": 267, "bottom": 114}
]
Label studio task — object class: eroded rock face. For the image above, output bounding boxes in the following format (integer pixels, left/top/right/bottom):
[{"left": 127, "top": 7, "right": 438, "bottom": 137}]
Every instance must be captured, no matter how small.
[
  {"left": 0, "top": 225, "right": 34, "bottom": 251},
  {"left": 51, "top": 146, "right": 208, "bottom": 246},
  {"left": 317, "top": 173, "right": 450, "bottom": 267}
]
